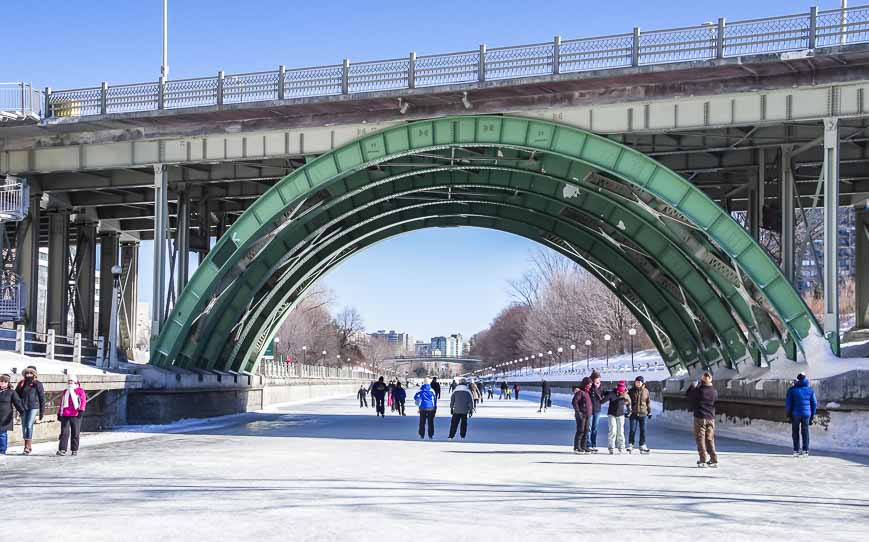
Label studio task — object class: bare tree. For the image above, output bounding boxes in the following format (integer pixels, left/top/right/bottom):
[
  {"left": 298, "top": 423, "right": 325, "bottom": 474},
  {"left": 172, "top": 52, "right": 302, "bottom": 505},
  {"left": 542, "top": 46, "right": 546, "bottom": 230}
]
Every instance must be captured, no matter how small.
[{"left": 334, "top": 306, "right": 365, "bottom": 353}]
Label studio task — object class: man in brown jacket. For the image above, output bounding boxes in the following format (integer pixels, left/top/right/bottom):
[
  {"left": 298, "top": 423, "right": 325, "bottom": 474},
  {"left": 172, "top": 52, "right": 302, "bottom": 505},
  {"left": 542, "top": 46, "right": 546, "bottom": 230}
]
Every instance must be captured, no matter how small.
[{"left": 627, "top": 376, "right": 652, "bottom": 453}]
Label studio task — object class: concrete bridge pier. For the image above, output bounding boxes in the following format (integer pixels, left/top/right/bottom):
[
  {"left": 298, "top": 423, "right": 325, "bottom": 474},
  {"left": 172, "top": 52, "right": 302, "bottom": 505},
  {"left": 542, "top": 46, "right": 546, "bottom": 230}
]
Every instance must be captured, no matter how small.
[
  {"left": 15, "top": 192, "right": 41, "bottom": 331},
  {"left": 119, "top": 240, "right": 139, "bottom": 356},
  {"left": 857, "top": 206, "right": 869, "bottom": 329},
  {"left": 46, "top": 209, "right": 70, "bottom": 335},
  {"left": 97, "top": 231, "right": 119, "bottom": 339}
]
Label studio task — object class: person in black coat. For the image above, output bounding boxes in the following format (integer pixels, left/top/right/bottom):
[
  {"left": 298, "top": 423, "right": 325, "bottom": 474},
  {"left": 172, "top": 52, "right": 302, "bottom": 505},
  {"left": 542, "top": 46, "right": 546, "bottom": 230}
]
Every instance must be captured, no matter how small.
[
  {"left": 357, "top": 385, "right": 368, "bottom": 408},
  {"left": 538, "top": 380, "right": 552, "bottom": 412},
  {"left": 393, "top": 382, "right": 407, "bottom": 416},
  {"left": 0, "top": 374, "right": 25, "bottom": 455},
  {"left": 430, "top": 377, "right": 442, "bottom": 400},
  {"left": 15, "top": 365, "right": 44, "bottom": 455},
  {"left": 686, "top": 371, "right": 719, "bottom": 468},
  {"left": 370, "top": 377, "right": 389, "bottom": 417}
]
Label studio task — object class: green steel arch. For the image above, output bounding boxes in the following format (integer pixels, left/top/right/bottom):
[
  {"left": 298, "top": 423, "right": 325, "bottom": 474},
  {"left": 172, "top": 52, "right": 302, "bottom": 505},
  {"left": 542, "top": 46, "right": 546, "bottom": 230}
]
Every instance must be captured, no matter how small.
[{"left": 151, "top": 115, "right": 825, "bottom": 376}]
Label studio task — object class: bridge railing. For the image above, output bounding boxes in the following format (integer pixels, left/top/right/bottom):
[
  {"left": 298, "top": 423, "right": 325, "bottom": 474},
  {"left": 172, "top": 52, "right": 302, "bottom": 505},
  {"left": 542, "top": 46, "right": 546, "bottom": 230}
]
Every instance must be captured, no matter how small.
[
  {"left": 42, "top": 4, "right": 869, "bottom": 118},
  {"left": 256, "top": 358, "right": 373, "bottom": 380},
  {"left": 0, "top": 82, "right": 42, "bottom": 118}
]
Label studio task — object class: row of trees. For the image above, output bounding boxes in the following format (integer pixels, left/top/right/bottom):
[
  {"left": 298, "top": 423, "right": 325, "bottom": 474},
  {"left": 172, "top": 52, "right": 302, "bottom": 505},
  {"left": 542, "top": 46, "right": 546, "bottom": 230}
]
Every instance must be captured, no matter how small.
[{"left": 471, "top": 249, "right": 652, "bottom": 369}]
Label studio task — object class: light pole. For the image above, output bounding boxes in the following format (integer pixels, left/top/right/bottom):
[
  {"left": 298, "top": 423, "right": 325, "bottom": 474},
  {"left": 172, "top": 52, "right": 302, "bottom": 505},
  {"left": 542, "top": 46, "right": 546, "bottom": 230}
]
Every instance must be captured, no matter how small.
[
  {"left": 302, "top": 345, "right": 307, "bottom": 364},
  {"left": 556, "top": 347, "right": 563, "bottom": 373},
  {"left": 585, "top": 339, "right": 591, "bottom": 370},
  {"left": 629, "top": 328, "right": 637, "bottom": 371},
  {"left": 604, "top": 334, "right": 611, "bottom": 368},
  {"left": 537, "top": 353, "right": 543, "bottom": 374},
  {"left": 547, "top": 350, "right": 553, "bottom": 374},
  {"left": 570, "top": 344, "right": 576, "bottom": 372},
  {"left": 161, "top": 0, "right": 169, "bottom": 80},
  {"left": 321, "top": 350, "right": 327, "bottom": 364},
  {"left": 273, "top": 337, "right": 280, "bottom": 363}
]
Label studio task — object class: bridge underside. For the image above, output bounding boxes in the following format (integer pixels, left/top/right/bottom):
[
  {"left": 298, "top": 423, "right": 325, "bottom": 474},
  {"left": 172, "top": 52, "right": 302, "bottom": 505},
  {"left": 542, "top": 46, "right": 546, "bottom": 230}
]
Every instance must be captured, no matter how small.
[{"left": 150, "top": 115, "right": 824, "bottom": 376}]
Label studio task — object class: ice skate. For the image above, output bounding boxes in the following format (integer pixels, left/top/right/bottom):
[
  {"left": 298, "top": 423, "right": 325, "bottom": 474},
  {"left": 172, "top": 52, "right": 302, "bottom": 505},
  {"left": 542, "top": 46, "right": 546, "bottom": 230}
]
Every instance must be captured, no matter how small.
[
  {"left": 696, "top": 460, "right": 707, "bottom": 468},
  {"left": 608, "top": 448, "right": 614, "bottom": 455},
  {"left": 639, "top": 446, "right": 650, "bottom": 454},
  {"left": 707, "top": 461, "right": 718, "bottom": 469},
  {"left": 626, "top": 444, "right": 633, "bottom": 453}
]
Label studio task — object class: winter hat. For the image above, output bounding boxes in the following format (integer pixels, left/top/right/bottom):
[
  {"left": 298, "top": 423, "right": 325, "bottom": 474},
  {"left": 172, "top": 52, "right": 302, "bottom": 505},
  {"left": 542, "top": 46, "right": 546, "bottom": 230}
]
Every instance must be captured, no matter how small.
[
  {"left": 616, "top": 380, "right": 626, "bottom": 394},
  {"left": 590, "top": 371, "right": 601, "bottom": 380},
  {"left": 0, "top": 374, "right": 9, "bottom": 383},
  {"left": 24, "top": 365, "right": 37, "bottom": 377},
  {"left": 797, "top": 372, "right": 807, "bottom": 381},
  {"left": 634, "top": 375, "right": 645, "bottom": 384},
  {"left": 66, "top": 373, "right": 78, "bottom": 383}
]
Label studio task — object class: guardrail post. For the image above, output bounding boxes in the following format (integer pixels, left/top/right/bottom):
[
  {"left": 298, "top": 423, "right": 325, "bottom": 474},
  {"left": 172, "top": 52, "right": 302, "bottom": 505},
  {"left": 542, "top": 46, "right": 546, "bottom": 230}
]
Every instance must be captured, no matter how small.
[
  {"left": 44, "top": 87, "right": 51, "bottom": 118},
  {"left": 100, "top": 81, "right": 108, "bottom": 114},
  {"left": 158, "top": 76, "right": 165, "bottom": 110},
  {"left": 15, "top": 324, "right": 25, "bottom": 355},
  {"left": 19, "top": 82, "right": 26, "bottom": 113},
  {"left": 632, "top": 27, "right": 641, "bottom": 67},
  {"left": 217, "top": 71, "right": 225, "bottom": 106},
  {"left": 341, "top": 59, "right": 350, "bottom": 95},
  {"left": 408, "top": 52, "right": 416, "bottom": 89},
  {"left": 47, "top": 329, "right": 55, "bottom": 360},
  {"left": 716, "top": 18, "right": 726, "bottom": 59},
  {"left": 478, "top": 44, "right": 487, "bottom": 82},
  {"left": 553, "top": 35, "right": 562, "bottom": 74},
  {"left": 809, "top": 6, "right": 818, "bottom": 49},
  {"left": 73, "top": 333, "right": 82, "bottom": 363},
  {"left": 278, "top": 65, "right": 285, "bottom": 100},
  {"left": 96, "top": 336, "right": 104, "bottom": 366}
]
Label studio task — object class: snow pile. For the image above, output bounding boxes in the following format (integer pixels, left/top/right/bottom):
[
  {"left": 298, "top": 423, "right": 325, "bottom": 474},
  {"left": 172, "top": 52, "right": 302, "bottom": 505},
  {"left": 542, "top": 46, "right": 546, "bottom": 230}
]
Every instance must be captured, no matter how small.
[
  {"left": 491, "top": 349, "right": 668, "bottom": 382},
  {"left": 0, "top": 351, "right": 114, "bottom": 376}
]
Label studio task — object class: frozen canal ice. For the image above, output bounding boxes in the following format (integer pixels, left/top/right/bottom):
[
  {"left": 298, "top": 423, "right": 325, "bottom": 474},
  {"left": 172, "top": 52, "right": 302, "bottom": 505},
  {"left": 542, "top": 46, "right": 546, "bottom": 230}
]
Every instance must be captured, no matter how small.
[{"left": 1, "top": 395, "right": 866, "bottom": 541}]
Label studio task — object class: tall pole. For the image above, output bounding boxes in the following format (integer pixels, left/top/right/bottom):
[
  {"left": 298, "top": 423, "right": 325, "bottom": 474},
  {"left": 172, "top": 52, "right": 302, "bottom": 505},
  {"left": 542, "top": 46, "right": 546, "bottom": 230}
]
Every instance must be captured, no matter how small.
[{"left": 162, "top": 0, "right": 169, "bottom": 80}]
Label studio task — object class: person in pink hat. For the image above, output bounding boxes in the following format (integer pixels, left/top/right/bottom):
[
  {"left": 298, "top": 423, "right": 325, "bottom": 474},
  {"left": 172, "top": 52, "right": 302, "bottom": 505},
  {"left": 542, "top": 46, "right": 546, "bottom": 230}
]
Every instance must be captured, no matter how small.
[
  {"left": 603, "top": 380, "right": 631, "bottom": 454},
  {"left": 57, "top": 373, "right": 87, "bottom": 456}
]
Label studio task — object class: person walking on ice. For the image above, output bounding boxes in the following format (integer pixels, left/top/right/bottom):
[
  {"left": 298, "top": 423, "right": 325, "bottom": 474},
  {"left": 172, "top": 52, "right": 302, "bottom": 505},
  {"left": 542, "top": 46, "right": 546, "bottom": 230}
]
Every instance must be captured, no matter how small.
[
  {"left": 686, "top": 371, "right": 718, "bottom": 468},
  {"left": 627, "top": 376, "right": 652, "bottom": 454},
  {"left": 15, "top": 365, "right": 45, "bottom": 455},
  {"left": 448, "top": 378, "right": 475, "bottom": 440},
  {"left": 603, "top": 380, "right": 631, "bottom": 454},
  {"left": 414, "top": 378, "right": 438, "bottom": 439},
  {"left": 785, "top": 372, "right": 817, "bottom": 457},
  {"left": 57, "top": 373, "right": 87, "bottom": 457}
]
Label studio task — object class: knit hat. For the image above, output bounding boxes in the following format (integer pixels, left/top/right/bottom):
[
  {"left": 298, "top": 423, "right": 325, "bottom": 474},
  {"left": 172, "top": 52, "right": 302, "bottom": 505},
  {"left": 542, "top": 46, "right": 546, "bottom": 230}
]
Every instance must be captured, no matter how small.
[
  {"left": 66, "top": 373, "right": 78, "bottom": 383},
  {"left": 616, "top": 380, "right": 626, "bottom": 393},
  {"left": 797, "top": 372, "right": 807, "bottom": 381},
  {"left": 24, "top": 365, "right": 37, "bottom": 377},
  {"left": 634, "top": 375, "right": 645, "bottom": 384}
]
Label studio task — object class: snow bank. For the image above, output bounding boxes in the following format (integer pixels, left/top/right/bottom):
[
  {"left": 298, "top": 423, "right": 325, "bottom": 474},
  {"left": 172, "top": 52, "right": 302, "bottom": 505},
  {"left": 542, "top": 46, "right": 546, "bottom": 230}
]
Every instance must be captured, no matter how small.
[{"left": 0, "top": 351, "right": 114, "bottom": 376}]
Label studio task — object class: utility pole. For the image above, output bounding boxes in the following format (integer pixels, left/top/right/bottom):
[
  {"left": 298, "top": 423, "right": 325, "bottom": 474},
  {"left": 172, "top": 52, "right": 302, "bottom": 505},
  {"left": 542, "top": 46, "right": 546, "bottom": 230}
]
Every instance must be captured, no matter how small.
[{"left": 161, "top": 0, "right": 169, "bottom": 80}]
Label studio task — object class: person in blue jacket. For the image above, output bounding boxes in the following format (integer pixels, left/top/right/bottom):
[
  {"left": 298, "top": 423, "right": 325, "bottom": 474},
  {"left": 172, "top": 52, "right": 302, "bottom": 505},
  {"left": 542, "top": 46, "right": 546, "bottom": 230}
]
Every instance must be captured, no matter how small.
[
  {"left": 785, "top": 372, "right": 817, "bottom": 457},
  {"left": 414, "top": 378, "right": 438, "bottom": 439},
  {"left": 393, "top": 381, "right": 407, "bottom": 416}
]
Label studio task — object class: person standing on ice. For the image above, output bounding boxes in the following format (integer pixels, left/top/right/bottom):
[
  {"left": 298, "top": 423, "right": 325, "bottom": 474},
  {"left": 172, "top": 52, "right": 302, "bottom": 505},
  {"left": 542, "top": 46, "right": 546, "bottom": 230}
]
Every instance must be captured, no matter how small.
[
  {"left": 357, "top": 385, "right": 368, "bottom": 408},
  {"left": 603, "top": 380, "right": 631, "bottom": 454},
  {"left": 500, "top": 381, "right": 508, "bottom": 399},
  {"left": 785, "top": 372, "right": 817, "bottom": 457},
  {"left": 469, "top": 381, "right": 482, "bottom": 409},
  {"left": 538, "top": 380, "right": 551, "bottom": 413},
  {"left": 370, "top": 377, "right": 389, "bottom": 418},
  {"left": 686, "top": 371, "right": 718, "bottom": 468},
  {"left": 486, "top": 385, "right": 494, "bottom": 400},
  {"left": 56, "top": 373, "right": 87, "bottom": 457},
  {"left": 572, "top": 378, "right": 593, "bottom": 454},
  {"left": 393, "top": 381, "right": 407, "bottom": 416},
  {"left": 15, "top": 365, "right": 45, "bottom": 455},
  {"left": 414, "top": 378, "right": 438, "bottom": 439},
  {"left": 387, "top": 379, "right": 396, "bottom": 412},
  {"left": 513, "top": 383, "right": 520, "bottom": 400},
  {"left": 0, "top": 374, "right": 24, "bottom": 455},
  {"left": 430, "top": 377, "right": 442, "bottom": 400},
  {"left": 448, "top": 378, "right": 474, "bottom": 440},
  {"left": 627, "top": 376, "right": 652, "bottom": 453},
  {"left": 586, "top": 371, "right": 605, "bottom": 452}
]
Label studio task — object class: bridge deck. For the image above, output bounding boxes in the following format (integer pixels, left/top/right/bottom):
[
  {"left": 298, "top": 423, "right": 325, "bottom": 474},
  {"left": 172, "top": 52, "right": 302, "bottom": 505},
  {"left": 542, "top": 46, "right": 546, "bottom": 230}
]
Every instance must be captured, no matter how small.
[{"left": 3, "top": 394, "right": 865, "bottom": 540}]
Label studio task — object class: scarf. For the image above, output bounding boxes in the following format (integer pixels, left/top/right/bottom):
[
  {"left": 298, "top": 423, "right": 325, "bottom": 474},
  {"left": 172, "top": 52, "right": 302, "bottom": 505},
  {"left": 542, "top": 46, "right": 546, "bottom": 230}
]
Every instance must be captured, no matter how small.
[{"left": 62, "top": 385, "right": 81, "bottom": 410}]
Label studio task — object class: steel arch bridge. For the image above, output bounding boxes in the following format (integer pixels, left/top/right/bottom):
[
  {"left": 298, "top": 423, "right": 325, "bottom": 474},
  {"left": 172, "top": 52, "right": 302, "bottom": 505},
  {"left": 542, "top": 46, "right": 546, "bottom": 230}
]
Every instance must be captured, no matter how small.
[{"left": 150, "top": 115, "right": 827, "bottom": 376}]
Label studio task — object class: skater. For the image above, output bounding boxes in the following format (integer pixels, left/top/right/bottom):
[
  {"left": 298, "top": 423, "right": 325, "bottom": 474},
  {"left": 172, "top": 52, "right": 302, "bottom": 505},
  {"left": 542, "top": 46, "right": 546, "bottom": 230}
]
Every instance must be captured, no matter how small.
[
  {"left": 586, "top": 371, "right": 605, "bottom": 452},
  {"left": 538, "top": 380, "right": 551, "bottom": 412},
  {"left": 627, "top": 376, "right": 652, "bottom": 453},
  {"left": 487, "top": 385, "right": 494, "bottom": 400},
  {"left": 367, "top": 380, "right": 376, "bottom": 409},
  {"left": 0, "top": 374, "right": 24, "bottom": 455},
  {"left": 785, "top": 372, "right": 817, "bottom": 457},
  {"left": 572, "top": 378, "right": 593, "bottom": 453},
  {"left": 500, "top": 381, "right": 508, "bottom": 399},
  {"left": 15, "top": 365, "right": 45, "bottom": 455},
  {"left": 430, "top": 377, "right": 442, "bottom": 400},
  {"left": 603, "top": 380, "right": 631, "bottom": 453},
  {"left": 393, "top": 381, "right": 407, "bottom": 416},
  {"left": 469, "top": 381, "right": 481, "bottom": 409},
  {"left": 513, "top": 383, "right": 520, "bottom": 400},
  {"left": 414, "top": 379, "right": 438, "bottom": 439},
  {"left": 357, "top": 385, "right": 368, "bottom": 408},
  {"left": 387, "top": 379, "right": 396, "bottom": 412},
  {"left": 449, "top": 378, "right": 475, "bottom": 439},
  {"left": 505, "top": 387, "right": 512, "bottom": 399},
  {"left": 57, "top": 374, "right": 87, "bottom": 457},
  {"left": 449, "top": 379, "right": 457, "bottom": 394},
  {"left": 371, "top": 377, "right": 389, "bottom": 417},
  {"left": 686, "top": 371, "right": 718, "bottom": 468}
]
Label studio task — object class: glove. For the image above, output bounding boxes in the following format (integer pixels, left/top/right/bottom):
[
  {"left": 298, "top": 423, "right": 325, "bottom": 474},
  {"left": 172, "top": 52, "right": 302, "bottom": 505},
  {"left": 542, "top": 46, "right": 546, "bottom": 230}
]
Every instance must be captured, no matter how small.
[
  {"left": 647, "top": 414, "right": 652, "bottom": 419},
  {"left": 451, "top": 409, "right": 454, "bottom": 415},
  {"left": 810, "top": 416, "right": 816, "bottom": 426},
  {"left": 39, "top": 413, "right": 44, "bottom": 421}
]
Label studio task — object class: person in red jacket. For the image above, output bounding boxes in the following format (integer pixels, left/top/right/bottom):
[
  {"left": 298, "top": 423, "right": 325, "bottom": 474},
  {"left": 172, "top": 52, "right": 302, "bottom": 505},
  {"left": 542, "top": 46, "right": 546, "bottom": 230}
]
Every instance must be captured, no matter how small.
[
  {"left": 57, "top": 373, "right": 87, "bottom": 457},
  {"left": 572, "top": 377, "right": 594, "bottom": 454}
]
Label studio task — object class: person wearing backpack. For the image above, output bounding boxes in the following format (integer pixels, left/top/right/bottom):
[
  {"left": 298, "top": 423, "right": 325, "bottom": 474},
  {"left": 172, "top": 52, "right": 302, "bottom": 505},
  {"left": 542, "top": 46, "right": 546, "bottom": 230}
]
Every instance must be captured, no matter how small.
[{"left": 414, "top": 379, "right": 438, "bottom": 439}]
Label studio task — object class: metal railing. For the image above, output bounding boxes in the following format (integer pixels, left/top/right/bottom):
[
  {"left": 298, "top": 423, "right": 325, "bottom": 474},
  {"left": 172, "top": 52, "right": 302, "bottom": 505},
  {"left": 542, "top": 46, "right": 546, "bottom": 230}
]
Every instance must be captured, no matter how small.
[
  {"left": 256, "top": 359, "right": 372, "bottom": 380},
  {"left": 41, "top": 5, "right": 869, "bottom": 119},
  {"left": 0, "top": 273, "right": 25, "bottom": 322},
  {"left": 0, "top": 325, "right": 101, "bottom": 364},
  {"left": 0, "top": 82, "right": 42, "bottom": 118},
  {"left": 0, "top": 177, "right": 29, "bottom": 222}
]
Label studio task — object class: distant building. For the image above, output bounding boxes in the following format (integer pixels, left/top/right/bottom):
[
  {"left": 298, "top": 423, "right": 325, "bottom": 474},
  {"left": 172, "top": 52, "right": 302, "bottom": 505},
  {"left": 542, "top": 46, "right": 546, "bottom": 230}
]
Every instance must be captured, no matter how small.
[
  {"left": 369, "top": 329, "right": 411, "bottom": 351},
  {"left": 430, "top": 336, "right": 447, "bottom": 356},
  {"left": 414, "top": 340, "right": 430, "bottom": 356}
]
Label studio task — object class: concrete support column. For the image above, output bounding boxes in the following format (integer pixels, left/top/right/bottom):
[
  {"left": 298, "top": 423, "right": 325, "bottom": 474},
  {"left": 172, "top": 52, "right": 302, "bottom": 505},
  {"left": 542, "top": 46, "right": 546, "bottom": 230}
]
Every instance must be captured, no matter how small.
[
  {"left": 856, "top": 206, "right": 869, "bottom": 329},
  {"left": 823, "top": 118, "right": 840, "bottom": 353},
  {"left": 119, "top": 241, "right": 139, "bottom": 356},
  {"left": 47, "top": 210, "right": 70, "bottom": 336},
  {"left": 780, "top": 145, "right": 795, "bottom": 284},
  {"left": 98, "top": 231, "right": 119, "bottom": 339},
  {"left": 15, "top": 194, "right": 41, "bottom": 331},
  {"left": 74, "top": 221, "right": 97, "bottom": 339},
  {"left": 176, "top": 189, "right": 190, "bottom": 294},
  {"left": 152, "top": 164, "right": 169, "bottom": 337}
]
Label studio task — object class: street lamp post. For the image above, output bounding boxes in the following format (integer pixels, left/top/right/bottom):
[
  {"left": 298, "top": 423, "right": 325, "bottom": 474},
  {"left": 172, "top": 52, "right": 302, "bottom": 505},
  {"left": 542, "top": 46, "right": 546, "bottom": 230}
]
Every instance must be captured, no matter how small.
[
  {"left": 273, "top": 337, "right": 280, "bottom": 364},
  {"left": 556, "top": 347, "right": 563, "bottom": 373},
  {"left": 537, "top": 353, "right": 543, "bottom": 374},
  {"left": 302, "top": 345, "right": 307, "bottom": 364},
  {"left": 547, "top": 350, "right": 553, "bottom": 374},
  {"left": 604, "top": 334, "right": 611, "bottom": 368},
  {"left": 629, "top": 328, "right": 637, "bottom": 371},
  {"left": 585, "top": 340, "right": 591, "bottom": 370},
  {"left": 321, "top": 350, "right": 327, "bottom": 364},
  {"left": 570, "top": 344, "right": 576, "bottom": 373}
]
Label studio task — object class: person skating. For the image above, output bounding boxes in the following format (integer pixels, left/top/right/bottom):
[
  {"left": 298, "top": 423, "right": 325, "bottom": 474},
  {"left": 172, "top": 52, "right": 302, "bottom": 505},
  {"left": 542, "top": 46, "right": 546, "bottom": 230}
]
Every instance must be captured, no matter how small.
[
  {"left": 414, "top": 379, "right": 438, "bottom": 439},
  {"left": 686, "top": 371, "right": 718, "bottom": 468},
  {"left": 785, "top": 372, "right": 817, "bottom": 457},
  {"left": 57, "top": 374, "right": 87, "bottom": 457},
  {"left": 367, "top": 380, "right": 376, "bottom": 409},
  {"left": 500, "top": 381, "right": 508, "bottom": 400},
  {"left": 572, "top": 378, "right": 594, "bottom": 454},
  {"left": 370, "top": 377, "right": 389, "bottom": 417},
  {"left": 469, "top": 381, "right": 481, "bottom": 409},
  {"left": 15, "top": 365, "right": 45, "bottom": 455},
  {"left": 586, "top": 371, "right": 605, "bottom": 452},
  {"left": 603, "top": 380, "right": 631, "bottom": 454},
  {"left": 449, "top": 379, "right": 457, "bottom": 394},
  {"left": 513, "top": 383, "right": 520, "bottom": 400},
  {"left": 387, "top": 379, "right": 396, "bottom": 412},
  {"left": 538, "top": 380, "right": 551, "bottom": 412},
  {"left": 0, "top": 374, "right": 25, "bottom": 455},
  {"left": 627, "top": 376, "right": 652, "bottom": 454},
  {"left": 393, "top": 381, "right": 407, "bottom": 416},
  {"left": 486, "top": 385, "right": 494, "bottom": 400},
  {"left": 357, "top": 385, "right": 368, "bottom": 408},
  {"left": 430, "top": 377, "right": 442, "bottom": 400},
  {"left": 449, "top": 378, "right": 475, "bottom": 440}
]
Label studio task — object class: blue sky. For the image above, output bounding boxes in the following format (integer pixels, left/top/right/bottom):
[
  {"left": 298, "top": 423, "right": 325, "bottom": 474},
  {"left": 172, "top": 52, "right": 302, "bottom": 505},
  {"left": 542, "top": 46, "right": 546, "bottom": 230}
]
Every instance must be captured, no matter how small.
[{"left": 7, "top": 0, "right": 844, "bottom": 340}]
